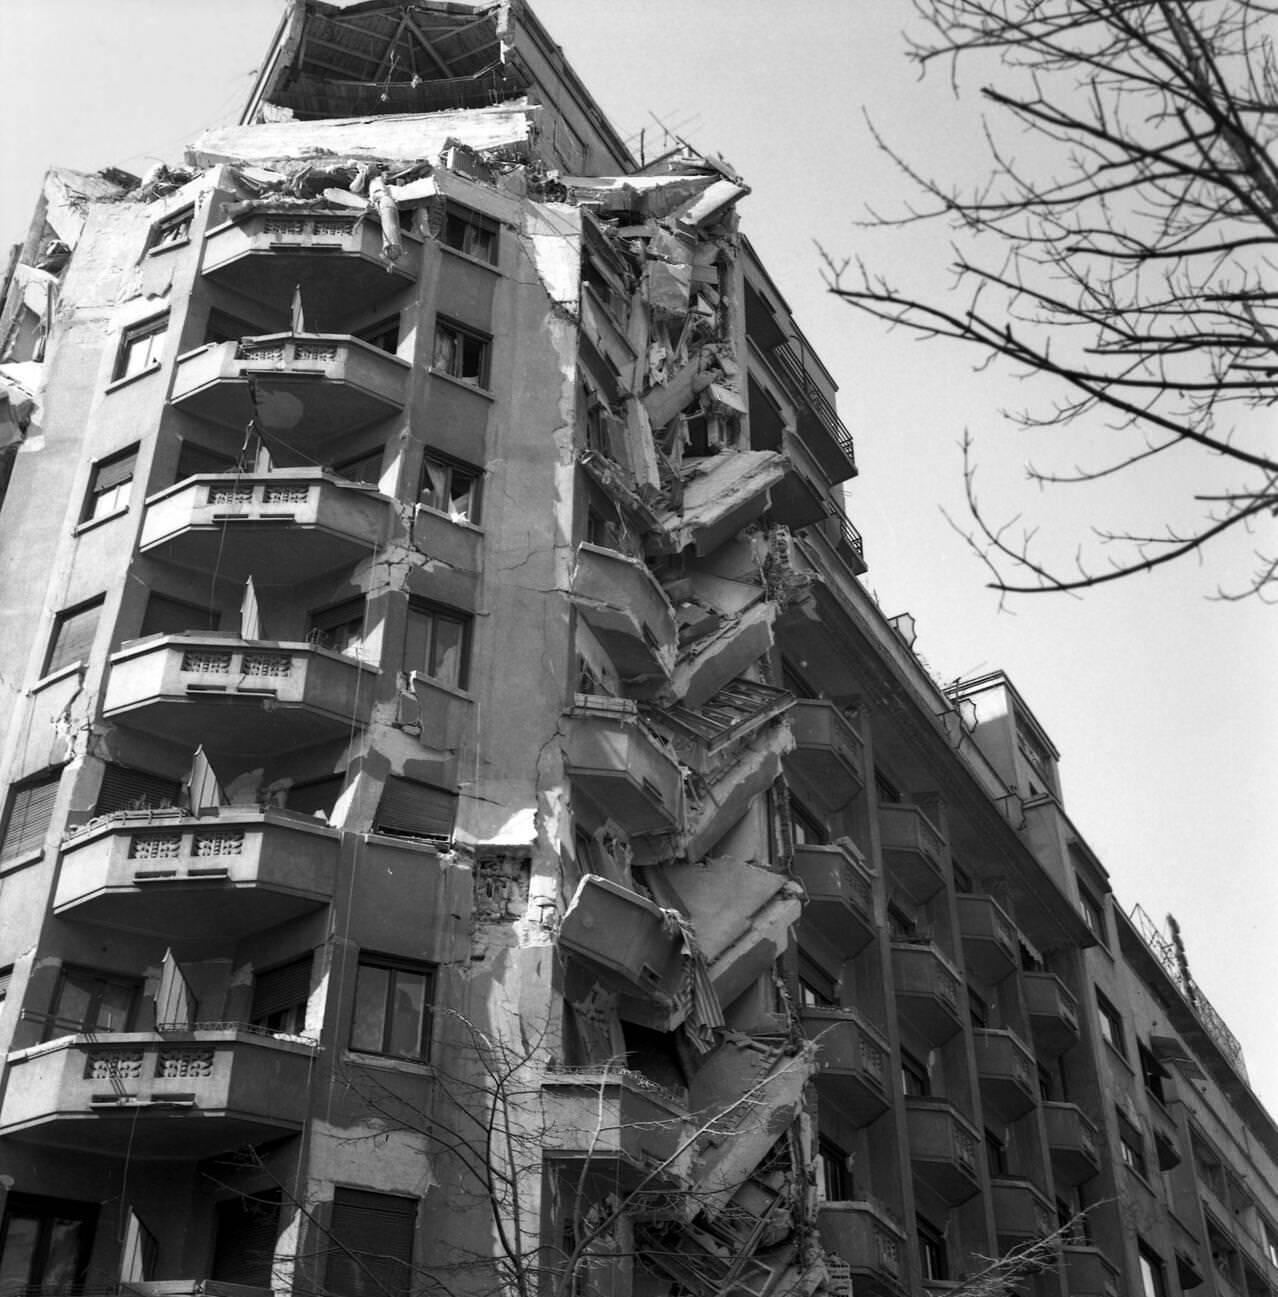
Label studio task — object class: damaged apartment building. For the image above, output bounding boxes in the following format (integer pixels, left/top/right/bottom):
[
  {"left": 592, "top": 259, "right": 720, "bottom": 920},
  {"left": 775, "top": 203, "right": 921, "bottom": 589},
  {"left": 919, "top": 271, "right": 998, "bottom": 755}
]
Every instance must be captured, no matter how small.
[{"left": 0, "top": 1, "right": 1275, "bottom": 1294}]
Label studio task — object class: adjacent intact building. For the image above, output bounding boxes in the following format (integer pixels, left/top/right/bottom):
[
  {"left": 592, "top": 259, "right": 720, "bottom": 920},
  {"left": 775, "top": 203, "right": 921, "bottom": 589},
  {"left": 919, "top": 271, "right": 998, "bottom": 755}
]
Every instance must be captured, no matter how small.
[{"left": 0, "top": 2, "right": 1273, "bottom": 1294}]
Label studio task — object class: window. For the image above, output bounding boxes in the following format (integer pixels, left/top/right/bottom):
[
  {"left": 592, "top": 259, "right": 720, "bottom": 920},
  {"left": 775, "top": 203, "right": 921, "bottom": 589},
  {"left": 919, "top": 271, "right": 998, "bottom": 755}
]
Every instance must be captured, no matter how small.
[
  {"left": 251, "top": 956, "right": 312, "bottom": 1036},
  {"left": 917, "top": 1217, "right": 948, "bottom": 1281},
  {"left": 176, "top": 439, "right": 238, "bottom": 481},
  {"left": 357, "top": 316, "right": 400, "bottom": 354},
  {"left": 969, "top": 990, "right": 989, "bottom": 1029},
  {"left": 418, "top": 455, "right": 481, "bottom": 523},
  {"left": 0, "top": 1192, "right": 96, "bottom": 1290},
  {"left": 350, "top": 955, "right": 436, "bottom": 1062},
  {"left": 334, "top": 447, "right": 384, "bottom": 486},
  {"left": 44, "top": 596, "right": 103, "bottom": 676},
  {"left": 818, "top": 1136, "right": 854, "bottom": 1202},
  {"left": 789, "top": 794, "right": 828, "bottom": 845},
  {"left": 797, "top": 956, "right": 837, "bottom": 1009},
  {"left": 95, "top": 764, "right": 181, "bottom": 816},
  {"left": 81, "top": 445, "right": 137, "bottom": 523},
  {"left": 308, "top": 599, "right": 368, "bottom": 659},
  {"left": 432, "top": 318, "right": 490, "bottom": 386},
  {"left": 1139, "top": 1042, "right": 1169, "bottom": 1105},
  {"left": 141, "top": 593, "right": 220, "bottom": 638},
  {"left": 114, "top": 315, "right": 168, "bottom": 381},
  {"left": 44, "top": 965, "right": 141, "bottom": 1040},
  {"left": 1263, "top": 1223, "right": 1278, "bottom": 1269},
  {"left": 986, "top": 1129, "right": 1008, "bottom": 1177},
  {"left": 148, "top": 207, "right": 193, "bottom": 252},
  {"left": 211, "top": 1191, "right": 280, "bottom": 1286},
  {"left": 205, "top": 310, "right": 260, "bottom": 346},
  {"left": 1095, "top": 990, "right": 1126, "bottom": 1058},
  {"left": 1, "top": 770, "right": 61, "bottom": 862},
  {"left": 0, "top": 966, "right": 12, "bottom": 1007},
  {"left": 1119, "top": 1112, "right": 1149, "bottom": 1178},
  {"left": 901, "top": 1050, "right": 931, "bottom": 1097},
  {"left": 373, "top": 777, "right": 457, "bottom": 844},
  {"left": 404, "top": 601, "right": 471, "bottom": 690},
  {"left": 442, "top": 203, "right": 498, "bottom": 263},
  {"left": 1078, "top": 884, "right": 1107, "bottom": 942},
  {"left": 285, "top": 775, "right": 344, "bottom": 819},
  {"left": 1139, "top": 1243, "right": 1169, "bottom": 1297},
  {"left": 325, "top": 1188, "right": 415, "bottom": 1297},
  {"left": 874, "top": 769, "right": 902, "bottom": 804}
]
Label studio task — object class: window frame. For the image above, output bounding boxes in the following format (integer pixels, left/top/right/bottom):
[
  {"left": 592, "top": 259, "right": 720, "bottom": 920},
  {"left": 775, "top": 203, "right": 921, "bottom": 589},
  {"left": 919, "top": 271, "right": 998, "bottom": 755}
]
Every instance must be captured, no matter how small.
[
  {"left": 0, "top": 1191, "right": 97, "bottom": 1289},
  {"left": 1138, "top": 1242, "right": 1169, "bottom": 1297},
  {"left": 147, "top": 206, "right": 194, "bottom": 254},
  {"left": 1, "top": 769, "right": 62, "bottom": 864},
  {"left": 1118, "top": 1111, "right": 1149, "bottom": 1179},
  {"left": 325, "top": 1187, "right": 416, "bottom": 1297},
  {"left": 418, "top": 453, "right": 482, "bottom": 524},
  {"left": 1078, "top": 883, "right": 1108, "bottom": 943},
  {"left": 348, "top": 954, "right": 437, "bottom": 1063},
  {"left": 308, "top": 598, "right": 369, "bottom": 659},
  {"left": 113, "top": 314, "right": 169, "bottom": 383},
  {"left": 432, "top": 317, "right": 491, "bottom": 388},
  {"left": 43, "top": 595, "right": 105, "bottom": 677},
  {"left": 916, "top": 1216, "right": 948, "bottom": 1282},
  {"left": 44, "top": 964, "right": 143, "bottom": 1041},
  {"left": 1095, "top": 989, "right": 1127, "bottom": 1059},
  {"left": 441, "top": 202, "right": 499, "bottom": 265},
  {"left": 80, "top": 444, "right": 139, "bottom": 524},
  {"left": 404, "top": 599, "right": 472, "bottom": 691},
  {"left": 817, "top": 1135, "right": 854, "bottom": 1202}
]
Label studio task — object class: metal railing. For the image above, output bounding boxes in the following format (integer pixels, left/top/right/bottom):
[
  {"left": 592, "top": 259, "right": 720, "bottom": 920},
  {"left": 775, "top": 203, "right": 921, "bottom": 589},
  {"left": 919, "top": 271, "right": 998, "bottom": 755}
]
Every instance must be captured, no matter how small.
[{"left": 770, "top": 341, "right": 857, "bottom": 472}]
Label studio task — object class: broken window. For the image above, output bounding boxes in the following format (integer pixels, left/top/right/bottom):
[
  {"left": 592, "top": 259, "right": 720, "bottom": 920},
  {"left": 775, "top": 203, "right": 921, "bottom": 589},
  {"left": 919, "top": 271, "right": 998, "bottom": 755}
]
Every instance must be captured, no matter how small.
[
  {"left": 404, "top": 600, "right": 471, "bottom": 690},
  {"left": 308, "top": 599, "right": 368, "bottom": 659},
  {"left": 324, "top": 1187, "right": 415, "bottom": 1297},
  {"left": 1, "top": 769, "right": 61, "bottom": 863},
  {"left": 147, "top": 206, "right": 193, "bottom": 253},
  {"left": 350, "top": 955, "right": 436, "bottom": 1062},
  {"left": 432, "top": 318, "right": 490, "bottom": 387},
  {"left": 113, "top": 315, "right": 168, "bottom": 382},
  {"left": 418, "top": 455, "right": 481, "bottom": 523},
  {"left": 44, "top": 595, "right": 104, "bottom": 676},
  {"left": 442, "top": 203, "right": 498, "bottom": 264},
  {"left": 44, "top": 965, "right": 142, "bottom": 1040},
  {"left": 81, "top": 445, "right": 137, "bottom": 523}
]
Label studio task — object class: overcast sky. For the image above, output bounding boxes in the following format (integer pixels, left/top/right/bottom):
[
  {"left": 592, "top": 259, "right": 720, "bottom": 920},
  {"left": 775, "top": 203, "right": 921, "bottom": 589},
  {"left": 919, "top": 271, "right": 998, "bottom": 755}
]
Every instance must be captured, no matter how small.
[{"left": 1, "top": 0, "right": 1274, "bottom": 1108}]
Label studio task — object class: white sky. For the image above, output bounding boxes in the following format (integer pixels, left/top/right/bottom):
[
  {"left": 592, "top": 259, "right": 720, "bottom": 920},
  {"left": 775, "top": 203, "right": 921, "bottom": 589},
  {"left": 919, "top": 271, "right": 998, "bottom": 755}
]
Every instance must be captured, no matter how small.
[{"left": 1, "top": 0, "right": 1274, "bottom": 1108}]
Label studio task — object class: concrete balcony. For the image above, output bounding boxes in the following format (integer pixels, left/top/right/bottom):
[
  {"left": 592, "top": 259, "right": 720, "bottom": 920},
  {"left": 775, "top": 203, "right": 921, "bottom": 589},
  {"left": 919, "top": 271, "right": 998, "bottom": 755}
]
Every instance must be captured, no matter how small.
[
  {"left": 563, "top": 699, "right": 683, "bottom": 837},
  {"left": 793, "top": 841, "right": 876, "bottom": 957},
  {"left": 1063, "top": 1246, "right": 1121, "bottom": 1297},
  {"left": 972, "top": 1028, "right": 1038, "bottom": 1121},
  {"left": 1043, "top": 1102, "right": 1101, "bottom": 1184},
  {"left": 558, "top": 875, "right": 685, "bottom": 1006},
  {"left": 103, "top": 634, "right": 376, "bottom": 759},
  {"left": 171, "top": 335, "right": 410, "bottom": 439},
  {"left": 1023, "top": 970, "right": 1081, "bottom": 1055},
  {"left": 541, "top": 1068, "right": 692, "bottom": 1191},
  {"left": 783, "top": 700, "right": 865, "bottom": 810},
  {"left": 201, "top": 209, "right": 420, "bottom": 320},
  {"left": 769, "top": 341, "right": 858, "bottom": 485},
  {"left": 890, "top": 942, "right": 963, "bottom": 1045},
  {"left": 0, "top": 1028, "right": 315, "bottom": 1157},
  {"left": 956, "top": 893, "right": 1019, "bottom": 985},
  {"left": 992, "top": 1178, "right": 1055, "bottom": 1245},
  {"left": 817, "top": 1202, "right": 907, "bottom": 1297},
  {"left": 122, "top": 1284, "right": 269, "bottom": 1297},
  {"left": 905, "top": 1097, "right": 981, "bottom": 1205},
  {"left": 570, "top": 543, "right": 676, "bottom": 685},
  {"left": 877, "top": 803, "right": 946, "bottom": 904},
  {"left": 139, "top": 471, "right": 391, "bottom": 582},
  {"left": 802, "top": 1007, "right": 891, "bottom": 1126},
  {"left": 53, "top": 808, "right": 338, "bottom": 940},
  {"left": 682, "top": 721, "right": 792, "bottom": 861}
]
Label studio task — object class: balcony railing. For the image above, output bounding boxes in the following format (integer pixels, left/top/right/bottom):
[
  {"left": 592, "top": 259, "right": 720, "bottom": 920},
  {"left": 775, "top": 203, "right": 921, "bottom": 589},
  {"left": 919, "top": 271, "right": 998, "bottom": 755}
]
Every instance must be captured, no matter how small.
[
  {"left": 817, "top": 1202, "right": 906, "bottom": 1297},
  {"left": 769, "top": 341, "right": 857, "bottom": 483},
  {"left": 905, "top": 1098, "right": 981, "bottom": 1205},
  {"left": 171, "top": 334, "right": 410, "bottom": 439},
  {"left": 972, "top": 1028, "right": 1038, "bottom": 1121},
  {"left": 784, "top": 700, "right": 865, "bottom": 809},
  {"left": 793, "top": 841, "right": 876, "bottom": 957},
  {"left": 891, "top": 942, "right": 963, "bottom": 1045},
  {"left": 991, "top": 1178, "right": 1056, "bottom": 1242},
  {"left": 54, "top": 807, "right": 338, "bottom": 939},
  {"left": 1023, "top": 970, "right": 1081, "bottom": 1055},
  {"left": 1043, "top": 1101, "right": 1101, "bottom": 1184},
  {"left": 955, "top": 893, "right": 1019, "bottom": 985},
  {"left": 202, "top": 208, "right": 420, "bottom": 319},
  {"left": 802, "top": 1007, "right": 891, "bottom": 1126},
  {"left": 140, "top": 470, "right": 390, "bottom": 582},
  {"left": 103, "top": 634, "right": 376, "bottom": 757},
  {"left": 877, "top": 803, "right": 946, "bottom": 904},
  {"left": 0, "top": 1027, "right": 315, "bottom": 1157}
]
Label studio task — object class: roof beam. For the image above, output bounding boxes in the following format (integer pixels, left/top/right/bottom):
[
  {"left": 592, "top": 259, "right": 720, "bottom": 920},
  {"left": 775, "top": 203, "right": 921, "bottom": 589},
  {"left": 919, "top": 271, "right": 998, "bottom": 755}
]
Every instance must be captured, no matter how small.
[{"left": 403, "top": 11, "right": 460, "bottom": 78}]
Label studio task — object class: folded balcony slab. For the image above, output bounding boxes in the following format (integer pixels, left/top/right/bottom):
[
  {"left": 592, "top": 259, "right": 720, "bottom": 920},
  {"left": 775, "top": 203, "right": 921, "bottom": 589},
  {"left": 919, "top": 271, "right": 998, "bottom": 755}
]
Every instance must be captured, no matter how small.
[
  {"left": 54, "top": 808, "right": 338, "bottom": 939},
  {"left": 650, "top": 601, "right": 776, "bottom": 709},
  {"left": 140, "top": 471, "right": 391, "bottom": 582},
  {"left": 570, "top": 543, "right": 676, "bottom": 684},
  {"left": 0, "top": 1029, "right": 315, "bottom": 1158},
  {"left": 653, "top": 451, "right": 788, "bottom": 556}
]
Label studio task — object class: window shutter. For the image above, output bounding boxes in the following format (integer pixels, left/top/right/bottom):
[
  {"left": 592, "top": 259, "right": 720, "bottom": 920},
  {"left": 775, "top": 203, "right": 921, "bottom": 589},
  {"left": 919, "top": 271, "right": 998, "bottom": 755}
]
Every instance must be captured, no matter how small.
[
  {"left": 251, "top": 956, "right": 312, "bottom": 1021},
  {"left": 373, "top": 778, "right": 456, "bottom": 842},
  {"left": 176, "top": 439, "right": 237, "bottom": 479},
  {"left": 141, "top": 594, "right": 218, "bottom": 638},
  {"left": 47, "top": 600, "right": 102, "bottom": 674},
  {"left": 95, "top": 451, "right": 136, "bottom": 492},
  {"left": 211, "top": 1191, "right": 281, "bottom": 1285},
  {"left": 2, "top": 772, "right": 60, "bottom": 859},
  {"left": 95, "top": 764, "right": 181, "bottom": 815},
  {"left": 326, "top": 1188, "right": 415, "bottom": 1297}
]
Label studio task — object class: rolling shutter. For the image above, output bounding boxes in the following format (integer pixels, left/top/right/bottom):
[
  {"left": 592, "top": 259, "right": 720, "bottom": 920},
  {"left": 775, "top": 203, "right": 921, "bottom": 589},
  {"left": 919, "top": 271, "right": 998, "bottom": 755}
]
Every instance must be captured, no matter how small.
[
  {"left": 326, "top": 1188, "right": 415, "bottom": 1297},
  {"left": 95, "top": 764, "right": 182, "bottom": 815},
  {"left": 1, "top": 771, "right": 61, "bottom": 860},
  {"left": 250, "top": 956, "right": 313, "bottom": 1023},
  {"left": 373, "top": 777, "right": 456, "bottom": 843}
]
